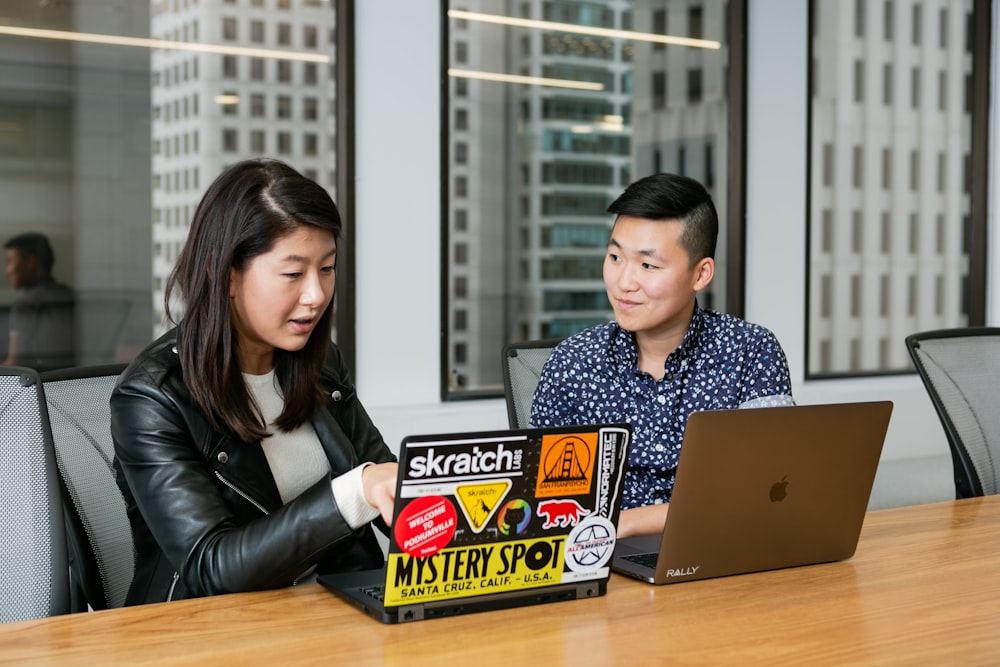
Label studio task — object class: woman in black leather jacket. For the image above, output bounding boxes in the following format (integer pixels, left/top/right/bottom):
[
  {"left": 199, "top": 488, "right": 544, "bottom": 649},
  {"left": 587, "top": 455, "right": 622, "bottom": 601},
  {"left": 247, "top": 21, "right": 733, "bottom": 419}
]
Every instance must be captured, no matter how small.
[{"left": 111, "top": 159, "right": 398, "bottom": 605}]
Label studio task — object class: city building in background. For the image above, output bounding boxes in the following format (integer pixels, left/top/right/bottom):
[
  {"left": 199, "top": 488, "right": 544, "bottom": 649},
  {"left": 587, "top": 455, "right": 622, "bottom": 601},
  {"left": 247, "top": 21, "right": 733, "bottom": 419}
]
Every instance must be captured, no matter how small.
[{"left": 808, "top": 0, "right": 974, "bottom": 374}]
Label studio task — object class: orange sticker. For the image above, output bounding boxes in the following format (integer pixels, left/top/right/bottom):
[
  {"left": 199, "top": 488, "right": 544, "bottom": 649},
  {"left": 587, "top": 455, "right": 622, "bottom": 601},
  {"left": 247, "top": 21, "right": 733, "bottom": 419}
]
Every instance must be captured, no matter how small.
[{"left": 535, "top": 432, "right": 597, "bottom": 498}]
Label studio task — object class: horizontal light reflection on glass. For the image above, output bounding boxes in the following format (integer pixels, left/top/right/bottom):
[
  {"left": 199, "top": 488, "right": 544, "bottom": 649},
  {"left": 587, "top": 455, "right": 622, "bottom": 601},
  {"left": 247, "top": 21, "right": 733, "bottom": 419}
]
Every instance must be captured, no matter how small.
[
  {"left": 448, "top": 9, "right": 721, "bottom": 50},
  {"left": 0, "top": 26, "right": 329, "bottom": 63},
  {"left": 448, "top": 68, "right": 604, "bottom": 91}
]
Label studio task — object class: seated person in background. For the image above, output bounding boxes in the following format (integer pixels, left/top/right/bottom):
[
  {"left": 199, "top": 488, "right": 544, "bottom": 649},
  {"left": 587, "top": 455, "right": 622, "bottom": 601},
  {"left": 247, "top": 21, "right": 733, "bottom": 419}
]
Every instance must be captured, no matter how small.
[
  {"left": 3, "top": 232, "right": 76, "bottom": 370},
  {"left": 111, "top": 158, "right": 398, "bottom": 605},
  {"left": 531, "top": 173, "right": 794, "bottom": 538}
]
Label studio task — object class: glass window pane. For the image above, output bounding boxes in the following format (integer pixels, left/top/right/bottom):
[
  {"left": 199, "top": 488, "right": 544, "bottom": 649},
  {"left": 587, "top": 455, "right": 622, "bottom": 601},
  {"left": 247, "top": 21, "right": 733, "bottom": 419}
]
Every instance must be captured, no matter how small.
[
  {"left": 445, "top": 0, "right": 732, "bottom": 395},
  {"left": 807, "top": 0, "right": 976, "bottom": 376},
  {"left": 0, "top": 0, "right": 338, "bottom": 371}
]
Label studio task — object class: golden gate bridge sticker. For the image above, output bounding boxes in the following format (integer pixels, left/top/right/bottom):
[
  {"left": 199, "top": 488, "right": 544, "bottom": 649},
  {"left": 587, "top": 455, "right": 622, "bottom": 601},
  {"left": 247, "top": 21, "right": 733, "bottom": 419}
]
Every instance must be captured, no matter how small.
[{"left": 563, "top": 516, "right": 616, "bottom": 574}]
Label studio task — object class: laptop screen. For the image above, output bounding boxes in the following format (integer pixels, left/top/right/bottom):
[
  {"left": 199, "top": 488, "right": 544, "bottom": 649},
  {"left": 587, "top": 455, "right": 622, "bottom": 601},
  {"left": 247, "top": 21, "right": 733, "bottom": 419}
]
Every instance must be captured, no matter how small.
[{"left": 382, "top": 425, "right": 630, "bottom": 606}]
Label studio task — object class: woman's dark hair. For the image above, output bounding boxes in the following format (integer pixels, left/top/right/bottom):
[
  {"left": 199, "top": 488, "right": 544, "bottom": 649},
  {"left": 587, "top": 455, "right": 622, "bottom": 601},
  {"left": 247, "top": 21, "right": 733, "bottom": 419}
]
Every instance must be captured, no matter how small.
[
  {"left": 165, "top": 158, "right": 342, "bottom": 442},
  {"left": 607, "top": 173, "right": 718, "bottom": 267}
]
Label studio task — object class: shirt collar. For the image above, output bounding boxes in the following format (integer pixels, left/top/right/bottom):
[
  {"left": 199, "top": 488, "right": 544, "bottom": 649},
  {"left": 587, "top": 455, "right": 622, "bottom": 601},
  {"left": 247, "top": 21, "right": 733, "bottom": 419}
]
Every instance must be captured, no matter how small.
[{"left": 609, "top": 300, "right": 707, "bottom": 374}]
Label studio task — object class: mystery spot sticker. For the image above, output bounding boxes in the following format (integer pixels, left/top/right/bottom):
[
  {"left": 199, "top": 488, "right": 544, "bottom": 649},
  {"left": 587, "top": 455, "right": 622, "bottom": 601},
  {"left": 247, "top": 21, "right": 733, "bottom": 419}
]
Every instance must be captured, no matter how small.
[{"left": 393, "top": 495, "right": 457, "bottom": 557}]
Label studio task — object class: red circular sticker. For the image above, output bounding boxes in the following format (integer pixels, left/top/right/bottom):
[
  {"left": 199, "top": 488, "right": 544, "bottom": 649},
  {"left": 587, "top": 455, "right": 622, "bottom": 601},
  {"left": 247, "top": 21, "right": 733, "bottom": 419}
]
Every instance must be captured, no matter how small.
[{"left": 392, "top": 495, "right": 458, "bottom": 557}]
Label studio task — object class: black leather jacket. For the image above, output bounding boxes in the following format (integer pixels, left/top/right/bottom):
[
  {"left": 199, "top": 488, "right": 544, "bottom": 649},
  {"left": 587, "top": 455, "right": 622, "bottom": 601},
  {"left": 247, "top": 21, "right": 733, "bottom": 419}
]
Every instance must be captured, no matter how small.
[{"left": 110, "top": 328, "right": 395, "bottom": 605}]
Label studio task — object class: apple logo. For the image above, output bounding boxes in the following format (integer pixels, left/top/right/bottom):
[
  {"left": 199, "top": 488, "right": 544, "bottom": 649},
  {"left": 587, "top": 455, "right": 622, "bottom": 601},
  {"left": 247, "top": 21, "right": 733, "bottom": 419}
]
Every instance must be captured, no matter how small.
[{"left": 769, "top": 476, "right": 789, "bottom": 502}]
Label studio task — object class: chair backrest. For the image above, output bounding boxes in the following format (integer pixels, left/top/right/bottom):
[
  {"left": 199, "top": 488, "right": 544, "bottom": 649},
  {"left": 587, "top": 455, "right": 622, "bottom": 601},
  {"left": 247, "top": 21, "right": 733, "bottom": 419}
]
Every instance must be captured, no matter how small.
[
  {"left": 41, "top": 363, "right": 133, "bottom": 610},
  {"left": 501, "top": 338, "right": 562, "bottom": 429},
  {"left": 0, "top": 366, "right": 70, "bottom": 623},
  {"left": 905, "top": 328, "right": 1000, "bottom": 498}
]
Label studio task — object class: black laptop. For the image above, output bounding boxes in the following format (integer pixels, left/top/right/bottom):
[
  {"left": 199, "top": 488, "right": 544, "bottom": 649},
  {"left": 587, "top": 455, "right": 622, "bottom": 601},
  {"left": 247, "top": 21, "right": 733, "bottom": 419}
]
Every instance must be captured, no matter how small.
[{"left": 320, "top": 423, "right": 631, "bottom": 622}]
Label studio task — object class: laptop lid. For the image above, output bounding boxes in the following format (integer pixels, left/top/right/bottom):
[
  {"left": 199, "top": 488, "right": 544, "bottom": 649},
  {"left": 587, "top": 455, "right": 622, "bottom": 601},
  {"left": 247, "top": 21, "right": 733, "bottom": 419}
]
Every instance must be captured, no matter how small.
[
  {"left": 612, "top": 401, "right": 893, "bottom": 584},
  {"left": 321, "top": 423, "right": 631, "bottom": 622}
]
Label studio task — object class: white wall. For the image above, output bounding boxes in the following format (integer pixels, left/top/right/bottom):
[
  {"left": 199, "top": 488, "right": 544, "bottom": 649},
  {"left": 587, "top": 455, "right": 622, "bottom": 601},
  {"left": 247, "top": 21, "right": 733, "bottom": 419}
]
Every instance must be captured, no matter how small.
[{"left": 354, "top": 1, "right": 997, "bottom": 461}]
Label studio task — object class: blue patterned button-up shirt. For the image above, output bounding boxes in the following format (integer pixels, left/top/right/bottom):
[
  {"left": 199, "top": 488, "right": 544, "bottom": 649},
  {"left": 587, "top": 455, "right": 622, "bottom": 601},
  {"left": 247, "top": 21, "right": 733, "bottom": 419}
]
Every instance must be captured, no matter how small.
[{"left": 530, "top": 306, "right": 794, "bottom": 509}]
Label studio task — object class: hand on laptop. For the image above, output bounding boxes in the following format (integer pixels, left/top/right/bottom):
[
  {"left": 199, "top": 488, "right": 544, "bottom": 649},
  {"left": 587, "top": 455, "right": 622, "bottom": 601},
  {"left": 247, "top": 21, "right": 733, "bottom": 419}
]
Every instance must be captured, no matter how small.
[
  {"left": 617, "top": 503, "right": 669, "bottom": 539},
  {"left": 362, "top": 462, "right": 399, "bottom": 526}
]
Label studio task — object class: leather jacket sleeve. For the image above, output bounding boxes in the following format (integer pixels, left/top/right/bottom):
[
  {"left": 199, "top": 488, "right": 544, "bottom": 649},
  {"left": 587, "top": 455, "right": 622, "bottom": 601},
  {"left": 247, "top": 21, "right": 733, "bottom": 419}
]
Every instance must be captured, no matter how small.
[{"left": 111, "top": 335, "right": 394, "bottom": 600}]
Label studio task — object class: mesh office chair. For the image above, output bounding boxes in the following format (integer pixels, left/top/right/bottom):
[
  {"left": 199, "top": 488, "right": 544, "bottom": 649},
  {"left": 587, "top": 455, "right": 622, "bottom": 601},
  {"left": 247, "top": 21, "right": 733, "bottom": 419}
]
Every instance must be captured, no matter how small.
[
  {"left": 41, "top": 363, "right": 134, "bottom": 610},
  {"left": 501, "top": 338, "right": 562, "bottom": 429},
  {"left": 0, "top": 366, "right": 70, "bottom": 623},
  {"left": 905, "top": 328, "right": 1000, "bottom": 499}
]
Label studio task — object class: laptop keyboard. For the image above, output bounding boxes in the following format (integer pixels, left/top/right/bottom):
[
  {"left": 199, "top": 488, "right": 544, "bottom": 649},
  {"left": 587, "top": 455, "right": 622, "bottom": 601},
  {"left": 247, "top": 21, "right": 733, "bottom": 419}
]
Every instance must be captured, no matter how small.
[
  {"left": 621, "top": 552, "right": 658, "bottom": 569},
  {"left": 361, "top": 585, "right": 386, "bottom": 602}
]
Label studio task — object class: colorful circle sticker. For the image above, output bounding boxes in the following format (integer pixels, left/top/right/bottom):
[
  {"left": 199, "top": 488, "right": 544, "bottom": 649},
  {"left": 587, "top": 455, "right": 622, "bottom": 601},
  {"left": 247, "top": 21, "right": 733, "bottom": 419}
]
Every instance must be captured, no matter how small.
[
  {"left": 393, "top": 495, "right": 457, "bottom": 557},
  {"left": 564, "top": 516, "right": 616, "bottom": 572},
  {"left": 496, "top": 498, "right": 532, "bottom": 535}
]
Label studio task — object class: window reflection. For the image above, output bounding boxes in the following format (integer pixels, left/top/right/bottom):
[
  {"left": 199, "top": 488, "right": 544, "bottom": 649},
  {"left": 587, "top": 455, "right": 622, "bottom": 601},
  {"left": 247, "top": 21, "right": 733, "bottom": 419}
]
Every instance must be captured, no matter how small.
[
  {"left": 0, "top": 0, "right": 337, "bottom": 372},
  {"left": 445, "top": 0, "right": 732, "bottom": 394},
  {"left": 807, "top": 0, "right": 976, "bottom": 376}
]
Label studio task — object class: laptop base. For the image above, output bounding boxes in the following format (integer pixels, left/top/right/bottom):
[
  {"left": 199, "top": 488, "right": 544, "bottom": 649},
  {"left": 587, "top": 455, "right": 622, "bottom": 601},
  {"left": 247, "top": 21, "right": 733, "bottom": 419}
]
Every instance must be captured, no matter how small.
[{"left": 319, "top": 569, "right": 606, "bottom": 624}]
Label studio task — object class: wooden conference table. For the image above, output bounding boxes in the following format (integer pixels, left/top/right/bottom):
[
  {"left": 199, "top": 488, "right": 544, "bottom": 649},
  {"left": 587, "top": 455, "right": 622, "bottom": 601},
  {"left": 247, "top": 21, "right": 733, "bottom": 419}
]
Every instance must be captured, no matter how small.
[{"left": 2, "top": 496, "right": 999, "bottom": 665}]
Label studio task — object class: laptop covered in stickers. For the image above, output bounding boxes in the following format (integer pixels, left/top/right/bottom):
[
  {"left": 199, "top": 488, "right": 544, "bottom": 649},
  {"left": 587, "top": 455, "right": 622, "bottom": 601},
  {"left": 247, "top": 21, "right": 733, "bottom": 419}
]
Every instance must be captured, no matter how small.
[{"left": 318, "top": 423, "right": 631, "bottom": 623}]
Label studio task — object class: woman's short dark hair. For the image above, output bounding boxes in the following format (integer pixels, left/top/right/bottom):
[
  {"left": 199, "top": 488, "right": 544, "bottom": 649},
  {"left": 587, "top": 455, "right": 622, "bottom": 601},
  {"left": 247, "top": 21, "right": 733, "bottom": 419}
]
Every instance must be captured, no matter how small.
[
  {"left": 166, "top": 158, "right": 342, "bottom": 441},
  {"left": 607, "top": 173, "right": 718, "bottom": 266}
]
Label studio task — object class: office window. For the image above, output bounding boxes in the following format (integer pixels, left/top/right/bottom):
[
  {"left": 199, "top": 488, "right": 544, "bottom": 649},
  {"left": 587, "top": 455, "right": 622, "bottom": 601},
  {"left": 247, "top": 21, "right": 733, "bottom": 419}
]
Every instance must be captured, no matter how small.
[
  {"left": 304, "top": 97, "right": 319, "bottom": 121},
  {"left": 250, "top": 20, "right": 265, "bottom": 44},
  {"left": 222, "top": 127, "right": 238, "bottom": 152},
  {"left": 277, "top": 95, "right": 292, "bottom": 119},
  {"left": 277, "top": 60, "right": 292, "bottom": 82},
  {"left": 807, "top": 0, "right": 986, "bottom": 377},
  {"left": 821, "top": 209, "right": 833, "bottom": 253},
  {"left": 882, "top": 62, "right": 892, "bottom": 105},
  {"left": 304, "top": 133, "right": 318, "bottom": 156},
  {"left": 277, "top": 23, "right": 292, "bottom": 46},
  {"left": 852, "top": 145, "right": 863, "bottom": 188},
  {"left": 854, "top": 59, "right": 864, "bottom": 102},
  {"left": 222, "top": 17, "right": 237, "bottom": 41},
  {"left": 687, "top": 69, "right": 703, "bottom": 104},
  {"left": 652, "top": 71, "right": 666, "bottom": 109},
  {"left": 221, "top": 91, "right": 238, "bottom": 116},
  {"left": 0, "top": 1, "right": 343, "bottom": 371},
  {"left": 251, "top": 58, "right": 265, "bottom": 80},
  {"left": 251, "top": 93, "right": 265, "bottom": 117},
  {"left": 276, "top": 131, "right": 292, "bottom": 155},
  {"left": 653, "top": 10, "right": 667, "bottom": 51},
  {"left": 305, "top": 26, "right": 318, "bottom": 49},
  {"left": 223, "top": 55, "right": 238, "bottom": 78},
  {"left": 444, "top": 0, "right": 737, "bottom": 395},
  {"left": 250, "top": 130, "right": 265, "bottom": 154},
  {"left": 852, "top": 211, "right": 863, "bottom": 253},
  {"left": 304, "top": 62, "right": 318, "bottom": 84}
]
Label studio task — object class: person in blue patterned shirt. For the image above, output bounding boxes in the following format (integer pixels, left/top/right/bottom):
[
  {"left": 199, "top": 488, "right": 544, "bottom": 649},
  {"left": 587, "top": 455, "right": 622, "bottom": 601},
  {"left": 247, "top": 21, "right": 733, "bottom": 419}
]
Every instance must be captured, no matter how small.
[{"left": 531, "top": 173, "right": 794, "bottom": 538}]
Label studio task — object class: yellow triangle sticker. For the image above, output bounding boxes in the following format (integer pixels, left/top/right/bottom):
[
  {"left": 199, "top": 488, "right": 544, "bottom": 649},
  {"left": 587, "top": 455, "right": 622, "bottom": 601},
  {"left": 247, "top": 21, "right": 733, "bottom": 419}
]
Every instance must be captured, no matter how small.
[{"left": 454, "top": 480, "right": 512, "bottom": 533}]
